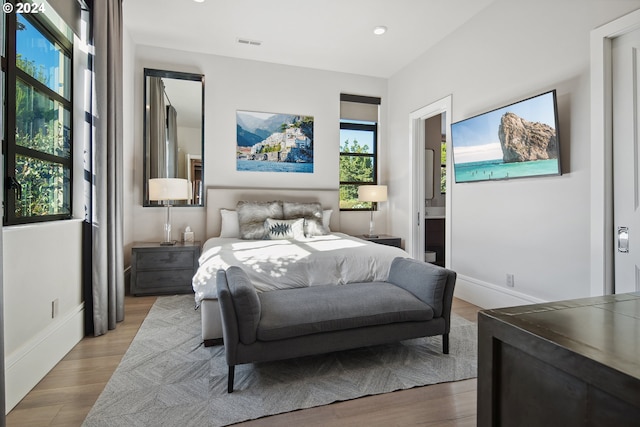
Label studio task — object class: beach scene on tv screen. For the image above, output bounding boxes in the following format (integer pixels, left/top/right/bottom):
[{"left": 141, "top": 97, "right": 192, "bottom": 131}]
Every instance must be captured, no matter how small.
[{"left": 451, "top": 91, "right": 559, "bottom": 183}]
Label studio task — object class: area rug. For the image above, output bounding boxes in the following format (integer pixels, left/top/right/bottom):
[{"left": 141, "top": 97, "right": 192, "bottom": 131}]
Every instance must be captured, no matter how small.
[{"left": 83, "top": 294, "right": 477, "bottom": 427}]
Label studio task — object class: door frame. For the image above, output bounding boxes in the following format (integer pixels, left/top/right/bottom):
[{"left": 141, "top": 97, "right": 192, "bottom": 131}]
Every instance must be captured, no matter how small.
[
  {"left": 590, "top": 8, "right": 640, "bottom": 295},
  {"left": 409, "top": 95, "right": 452, "bottom": 267}
]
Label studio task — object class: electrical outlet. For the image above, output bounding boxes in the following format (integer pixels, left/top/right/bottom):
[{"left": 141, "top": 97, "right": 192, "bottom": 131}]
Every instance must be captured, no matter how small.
[
  {"left": 52, "top": 298, "right": 59, "bottom": 319},
  {"left": 506, "top": 274, "right": 515, "bottom": 287}
]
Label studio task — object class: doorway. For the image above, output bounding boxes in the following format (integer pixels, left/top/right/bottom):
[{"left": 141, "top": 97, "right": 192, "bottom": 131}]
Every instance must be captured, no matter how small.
[
  {"left": 612, "top": 27, "right": 640, "bottom": 293},
  {"left": 424, "top": 114, "right": 447, "bottom": 266},
  {"left": 409, "top": 96, "right": 452, "bottom": 267},
  {"left": 590, "top": 8, "right": 640, "bottom": 295}
]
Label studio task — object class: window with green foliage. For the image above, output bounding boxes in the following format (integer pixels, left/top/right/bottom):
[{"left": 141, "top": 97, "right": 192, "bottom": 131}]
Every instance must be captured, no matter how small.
[
  {"left": 339, "top": 121, "right": 377, "bottom": 210},
  {"left": 4, "top": 12, "right": 73, "bottom": 224},
  {"left": 339, "top": 94, "right": 381, "bottom": 210}
]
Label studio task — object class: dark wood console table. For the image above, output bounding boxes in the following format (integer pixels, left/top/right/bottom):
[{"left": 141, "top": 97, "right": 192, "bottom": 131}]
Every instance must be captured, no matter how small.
[{"left": 478, "top": 292, "right": 640, "bottom": 426}]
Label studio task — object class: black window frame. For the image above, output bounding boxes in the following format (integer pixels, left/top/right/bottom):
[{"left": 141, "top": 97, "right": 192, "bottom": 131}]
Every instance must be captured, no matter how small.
[
  {"left": 339, "top": 93, "right": 381, "bottom": 212},
  {"left": 4, "top": 7, "right": 74, "bottom": 225},
  {"left": 339, "top": 120, "right": 378, "bottom": 211}
]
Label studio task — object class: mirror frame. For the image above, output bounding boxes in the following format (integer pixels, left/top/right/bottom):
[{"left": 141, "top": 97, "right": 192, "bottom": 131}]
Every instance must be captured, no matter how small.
[{"left": 143, "top": 68, "right": 205, "bottom": 207}]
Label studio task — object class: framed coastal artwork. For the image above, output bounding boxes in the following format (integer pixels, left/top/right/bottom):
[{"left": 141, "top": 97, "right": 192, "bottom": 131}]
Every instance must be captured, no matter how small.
[
  {"left": 236, "top": 110, "right": 314, "bottom": 173},
  {"left": 450, "top": 90, "right": 561, "bottom": 183}
]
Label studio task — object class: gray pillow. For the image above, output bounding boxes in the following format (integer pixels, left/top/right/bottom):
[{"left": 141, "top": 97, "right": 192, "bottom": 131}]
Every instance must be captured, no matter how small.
[
  {"left": 264, "top": 217, "right": 305, "bottom": 240},
  {"left": 282, "top": 201, "right": 328, "bottom": 237},
  {"left": 237, "top": 200, "right": 283, "bottom": 239}
]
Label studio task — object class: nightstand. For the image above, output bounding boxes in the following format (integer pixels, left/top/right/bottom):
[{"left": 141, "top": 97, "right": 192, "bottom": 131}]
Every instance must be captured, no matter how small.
[
  {"left": 130, "top": 241, "right": 201, "bottom": 296},
  {"left": 359, "top": 234, "right": 402, "bottom": 248}
]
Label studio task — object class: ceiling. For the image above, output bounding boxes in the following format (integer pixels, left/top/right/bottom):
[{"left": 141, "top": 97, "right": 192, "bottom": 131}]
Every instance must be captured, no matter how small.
[{"left": 123, "top": 0, "right": 496, "bottom": 78}]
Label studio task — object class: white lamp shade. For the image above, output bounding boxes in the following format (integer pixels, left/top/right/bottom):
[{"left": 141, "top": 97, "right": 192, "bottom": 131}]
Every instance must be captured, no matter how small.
[
  {"left": 358, "top": 185, "right": 388, "bottom": 202},
  {"left": 148, "top": 178, "right": 190, "bottom": 201}
]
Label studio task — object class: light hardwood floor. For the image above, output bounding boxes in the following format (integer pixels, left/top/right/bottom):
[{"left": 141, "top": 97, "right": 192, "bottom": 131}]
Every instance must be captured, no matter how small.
[
  {"left": 6, "top": 295, "right": 157, "bottom": 426},
  {"left": 7, "top": 297, "right": 480, "bottom": 427}
]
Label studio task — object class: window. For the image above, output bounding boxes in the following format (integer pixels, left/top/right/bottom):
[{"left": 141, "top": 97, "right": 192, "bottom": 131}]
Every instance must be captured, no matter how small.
[
  {"left": 339, "top": 94, "right": 381, "bottom": 210},
  {"left": 4, "top": 10, "right": 73, "bottom": 224},
  {"left": 340, "top": 121, "right": 376, "bottom": 209}
]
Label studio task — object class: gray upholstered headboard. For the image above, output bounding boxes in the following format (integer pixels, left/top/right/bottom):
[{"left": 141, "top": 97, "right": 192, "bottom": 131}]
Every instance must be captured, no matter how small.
[{"left": 205, "top": 187, "right": 340, "bottom": 239}]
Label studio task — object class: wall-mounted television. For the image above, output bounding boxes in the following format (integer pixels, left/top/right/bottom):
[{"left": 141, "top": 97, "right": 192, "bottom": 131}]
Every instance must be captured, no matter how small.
[{"left": 451, "top": 90, "right": 561, "bottom": 183}]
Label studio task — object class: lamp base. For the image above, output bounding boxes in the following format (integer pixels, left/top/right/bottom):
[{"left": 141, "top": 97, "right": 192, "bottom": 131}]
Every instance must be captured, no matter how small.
[
  {"left": 160, "top": 240, "right": 176, "bottom": 246},
  {"left": 363, "top": 234, "right": 379, "bottom": 238}
]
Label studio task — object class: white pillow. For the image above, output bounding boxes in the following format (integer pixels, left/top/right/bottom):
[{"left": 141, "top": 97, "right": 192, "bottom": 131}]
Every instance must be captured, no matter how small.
[
  {"left": 323, "top": 209, "right": 333, "bottom": 231},
  {"left": 219, "top": 209, "right": 240, "bottom": 238},
  {"left": 264, "top": 218, "right": 305, "bottom": 240}
]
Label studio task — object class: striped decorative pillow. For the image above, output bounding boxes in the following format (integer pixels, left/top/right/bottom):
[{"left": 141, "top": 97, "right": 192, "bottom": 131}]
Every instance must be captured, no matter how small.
[{"left": 264, "top": 218, "right": 305, "bottom": 240}]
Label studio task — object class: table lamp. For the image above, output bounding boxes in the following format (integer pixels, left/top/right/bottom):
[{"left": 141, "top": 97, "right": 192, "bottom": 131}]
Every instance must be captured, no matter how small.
[
  {"left": 148, "top": 178, "right": 190, "bottom": 245},
  {"left": 358, "top": 184, "right": 387, "bottom": 238}
]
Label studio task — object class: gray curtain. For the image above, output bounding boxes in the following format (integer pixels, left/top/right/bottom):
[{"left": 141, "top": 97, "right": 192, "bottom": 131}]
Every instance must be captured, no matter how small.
[
  {"left": 148, "top": 77, "right": 167, "bottom": 179},
  {"left": 90, "top": 0, "right": 124, "bottom": 335},
  {"left": 166, "top": 105, "right": 178, "bottom": 177}
]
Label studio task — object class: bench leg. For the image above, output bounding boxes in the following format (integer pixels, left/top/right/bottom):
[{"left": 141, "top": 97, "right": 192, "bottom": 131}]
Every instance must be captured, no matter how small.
[
  {"left": 443, "top": 333, "right": 449, "bottom": 354},
  {"left": 227, "top": 365, "right": 235, "bottom": 393}
]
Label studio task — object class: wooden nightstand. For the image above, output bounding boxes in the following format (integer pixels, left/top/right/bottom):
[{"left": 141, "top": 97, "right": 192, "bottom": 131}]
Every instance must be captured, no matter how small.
[
  {"left": 359, "top": 234, "right": 402, "bottom": 248},
  {"left": 130, "top": 241, "right": 201, "bottom": 296}
]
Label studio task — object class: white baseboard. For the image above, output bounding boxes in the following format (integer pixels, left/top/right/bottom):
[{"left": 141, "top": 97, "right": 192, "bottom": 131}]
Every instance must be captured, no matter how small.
[
  {"left": 454, "top": 274, "right": 547, "bottom": 309},
  {"left": 5, "top": 302, "right": 85, "bottom": 413}
]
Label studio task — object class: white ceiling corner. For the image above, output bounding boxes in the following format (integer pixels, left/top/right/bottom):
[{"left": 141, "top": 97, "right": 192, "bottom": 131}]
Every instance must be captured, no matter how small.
[{"left": 123, "top": 0, "right": 496, "bottom": 78}]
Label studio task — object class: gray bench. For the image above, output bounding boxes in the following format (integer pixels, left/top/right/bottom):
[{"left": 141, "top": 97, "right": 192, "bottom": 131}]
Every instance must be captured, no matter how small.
[{"left": 216, "top": 257, "right": 457, "bottom": 392}]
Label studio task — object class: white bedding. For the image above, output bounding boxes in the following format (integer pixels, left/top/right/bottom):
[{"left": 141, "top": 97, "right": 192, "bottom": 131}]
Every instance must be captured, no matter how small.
[{"left": 192, "top": 232, "right": 408, "bottom": 305}]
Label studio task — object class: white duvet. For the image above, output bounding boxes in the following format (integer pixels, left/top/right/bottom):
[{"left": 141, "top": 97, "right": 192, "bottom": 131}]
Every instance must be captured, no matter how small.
[{"left": 192, "top": 232, "right": 408, "bottom": 305}]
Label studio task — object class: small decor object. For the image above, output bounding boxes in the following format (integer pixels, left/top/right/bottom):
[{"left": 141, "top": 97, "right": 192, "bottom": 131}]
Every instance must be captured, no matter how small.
[
  {"left": 236, "top": 110, "right": 314, "bottom": 173},
  {"left": 358, "top": 185, "right": 388, "bottom": 238},
  {"left": 451, "top": 90, "right": 561, "bottom": 183},
  {"left": 183, "top": 226, "right": 195, "bottom": 243},
  {"left": 148, "top": 178, "right": 190, "bottom": 245}
]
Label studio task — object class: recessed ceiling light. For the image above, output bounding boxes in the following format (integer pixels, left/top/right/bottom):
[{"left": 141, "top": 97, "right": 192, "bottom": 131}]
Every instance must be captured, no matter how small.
[
  {"left": 193, "top": 0, "right": 205, "bottom": 3},
  {"left": 373, "top": 26, "right": 387, "bottom": 36}
]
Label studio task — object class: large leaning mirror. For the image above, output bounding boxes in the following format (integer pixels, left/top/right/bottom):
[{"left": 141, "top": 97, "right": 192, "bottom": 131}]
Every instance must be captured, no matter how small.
[{"left": 143, "top": 68, "right": 204, "bottom": 206}]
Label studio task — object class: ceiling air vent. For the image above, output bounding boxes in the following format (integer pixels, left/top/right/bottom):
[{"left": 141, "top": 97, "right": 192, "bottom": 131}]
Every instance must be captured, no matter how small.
[{"left": 237, "top": 38, "right": 262, "bottom": 46}]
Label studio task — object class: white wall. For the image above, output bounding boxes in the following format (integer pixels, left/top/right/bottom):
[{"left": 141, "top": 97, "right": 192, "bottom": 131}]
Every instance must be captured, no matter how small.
[
  {"left": 125, "top": 45, "right": 389, "bottom": 252},
  {"left": 2, "top": 25, "right": 92, "bottom": 411},
  {"left": 387, "top": 0, "right": 640, "bottom": 307},
  {"left": 3, "top": 221, "right": 84, "bottom": 412}
]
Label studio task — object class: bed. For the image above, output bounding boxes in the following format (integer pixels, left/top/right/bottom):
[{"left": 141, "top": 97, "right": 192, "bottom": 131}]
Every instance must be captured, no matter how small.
[{"left": 194, "top": 187, "right": 409, "bottom": 345}]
